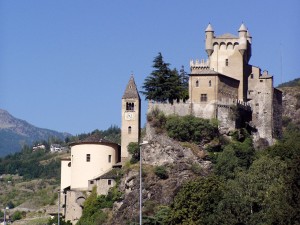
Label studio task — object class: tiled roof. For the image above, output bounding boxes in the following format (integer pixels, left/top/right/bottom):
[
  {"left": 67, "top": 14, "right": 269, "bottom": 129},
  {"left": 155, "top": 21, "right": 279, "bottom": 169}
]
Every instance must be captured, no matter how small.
[
  {"left": 69, "top": 133, "right": 119, "bottom": 146},
  {"left": 122, "top": 76, "right": 140, "bottom": 99}
]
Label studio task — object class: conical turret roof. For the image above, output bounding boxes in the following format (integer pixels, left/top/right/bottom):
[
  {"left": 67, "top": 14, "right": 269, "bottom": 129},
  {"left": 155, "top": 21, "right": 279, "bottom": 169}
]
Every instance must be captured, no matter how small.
[
  {"left": 238, "top": 23, "right": 247, "bottom": 32},
  {"left": 122, "top": 75, "right": 140, "bottom": 99},
  {"left": 205, "top": 23, "right": 214, "bottom": 32}
]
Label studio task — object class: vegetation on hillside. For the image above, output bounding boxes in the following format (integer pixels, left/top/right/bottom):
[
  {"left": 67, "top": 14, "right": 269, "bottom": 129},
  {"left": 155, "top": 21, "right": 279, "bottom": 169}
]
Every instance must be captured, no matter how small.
[
  {"left": 277, "top": 77, "right": 300, "bottom": 88},
  {"left": 141, "top": 52, "right": 189, "bottom": 103},
  {"left": 139, "top": 107, "right": 300, "bottom": 224}
]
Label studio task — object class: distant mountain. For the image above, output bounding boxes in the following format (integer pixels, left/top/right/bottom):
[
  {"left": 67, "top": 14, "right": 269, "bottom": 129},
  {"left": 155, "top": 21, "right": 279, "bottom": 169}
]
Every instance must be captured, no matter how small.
[{"left": 0, "top": 109, "right": 70, "bottom": 156}]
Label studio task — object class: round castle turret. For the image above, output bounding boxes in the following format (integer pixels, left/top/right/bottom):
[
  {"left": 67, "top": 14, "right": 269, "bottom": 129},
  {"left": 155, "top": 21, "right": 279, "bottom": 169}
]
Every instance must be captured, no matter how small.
[
  {"left": 238, "top": 23, "right": 248, "bottom": 56},
  {"left": 205, "top": 23, "right": 214, "bottom": 56}
]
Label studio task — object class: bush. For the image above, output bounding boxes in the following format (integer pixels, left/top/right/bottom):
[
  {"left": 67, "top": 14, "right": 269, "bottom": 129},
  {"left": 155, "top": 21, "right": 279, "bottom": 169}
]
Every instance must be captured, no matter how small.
[
  {"left": 127, "top": 142, "right": 140, "bottom": 164},
  {"left": 154, "top": 166, "right": 169, "bottom": 179},
  {"left": 165, "top": 115, "right": 218, "bottom": 144}
]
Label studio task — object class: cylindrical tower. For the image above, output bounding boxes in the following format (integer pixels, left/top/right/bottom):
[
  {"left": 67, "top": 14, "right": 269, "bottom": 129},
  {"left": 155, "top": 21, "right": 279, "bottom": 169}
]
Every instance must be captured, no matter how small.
[
  {"left": 205, "top": 23, "right": 214, "bottom": 56},
  {"left": 70, "top": 139, "right": 119, "bottom": 190}
]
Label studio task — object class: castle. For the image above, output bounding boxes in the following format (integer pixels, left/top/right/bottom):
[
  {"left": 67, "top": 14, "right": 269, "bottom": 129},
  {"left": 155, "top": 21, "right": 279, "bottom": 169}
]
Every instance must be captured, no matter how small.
[
  {"left": 149, "top": 23, "right": 282, "bottom": 144},
  {"left": 60, "top": 23, "right": 282, "bottom": 224}
]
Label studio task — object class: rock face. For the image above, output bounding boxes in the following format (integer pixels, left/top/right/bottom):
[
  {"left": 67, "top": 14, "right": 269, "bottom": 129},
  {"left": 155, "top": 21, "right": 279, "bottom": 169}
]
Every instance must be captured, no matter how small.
[
  {"left": 281, "top": 86, "right": 300, "bottom": 126},
  {"left": 111, "top": 124, "right": 211, "bottom": 224}
]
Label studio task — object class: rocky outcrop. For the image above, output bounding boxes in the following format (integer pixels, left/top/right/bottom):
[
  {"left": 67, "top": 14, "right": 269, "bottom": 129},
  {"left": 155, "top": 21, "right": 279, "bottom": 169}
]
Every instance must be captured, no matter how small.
[
  {"left": 110, "top": 124, "right": 211, "bottom": 224},
  {"left": 281, "top": 86, "right": 300, "bottom": 126}
]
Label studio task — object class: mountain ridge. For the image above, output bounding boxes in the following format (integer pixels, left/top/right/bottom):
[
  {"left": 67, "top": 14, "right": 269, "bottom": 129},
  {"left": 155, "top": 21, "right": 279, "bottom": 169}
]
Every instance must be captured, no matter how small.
[{"left": 0, "top": 109, "right": 70, "bottom": 156}]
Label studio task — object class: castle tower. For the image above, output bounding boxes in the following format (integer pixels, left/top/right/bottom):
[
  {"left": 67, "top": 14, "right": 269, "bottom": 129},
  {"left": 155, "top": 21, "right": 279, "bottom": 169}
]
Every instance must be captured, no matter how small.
[
  {"left": 121, "top": 75, "right": 141, "bottom": 161},
  {"left": 207, "top": 23, "right": 252, "bottom": 101},
  {"left": 205, "top": 23, "right": 214, "bottom": 56}
]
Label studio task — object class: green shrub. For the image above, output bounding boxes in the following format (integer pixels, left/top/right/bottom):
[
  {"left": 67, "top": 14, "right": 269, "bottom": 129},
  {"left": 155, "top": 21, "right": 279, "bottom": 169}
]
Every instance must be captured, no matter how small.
[
  {"left": 154, "top": 166, "right": 169, "bottom": 179},
  {"left": 165, "top": 115, "right": 218, "bottom": 144},
  {"left": 127, "top": 142, "right": 140, "bottom": 164}
]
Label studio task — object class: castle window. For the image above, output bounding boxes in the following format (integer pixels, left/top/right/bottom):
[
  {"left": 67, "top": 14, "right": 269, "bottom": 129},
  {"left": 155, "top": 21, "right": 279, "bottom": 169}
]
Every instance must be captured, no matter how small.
[
  {"left": 128, "top": 126, "right": 132, "bottom": 134},
  {"left": 126, "top": 102, "right": 134, "bottom": 111},
  {"left": 225, "top": 59, "right": 229, "bottom": 66},
  {"left": 201, "top": 94, "right": 207, "bottom": 102},
  {"left": 108, "top": 180, "right": 112, "bottom": 185},
  {"left": 90, "top": 181, "right": 94, "bottom": 184},
  {"left": 86, "top": 154, "right": 91, "bottom": 162},
  {"left": 209, "top": 80, "right": 212, "bottom": 87},
  {"left": 260, "top": 80, "right": 263, "bottom": 82},
  {"left": 108, "top": 155, "right": 112, "bottom": 163},
  {"left": 68, "top": 162, "right": 71, "bottom": 167},
  {"left": 196, "top": 80, "right": 199, "bottom": 87},
  {"left": 250, "top": 74, "right": 254, "bottom": 79}
]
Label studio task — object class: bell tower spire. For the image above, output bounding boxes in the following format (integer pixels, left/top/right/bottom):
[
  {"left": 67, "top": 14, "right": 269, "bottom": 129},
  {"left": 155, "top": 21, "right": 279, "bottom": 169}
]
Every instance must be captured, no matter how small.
[{"left": 121, "top": 75, "right": 141, "bottom": 161}]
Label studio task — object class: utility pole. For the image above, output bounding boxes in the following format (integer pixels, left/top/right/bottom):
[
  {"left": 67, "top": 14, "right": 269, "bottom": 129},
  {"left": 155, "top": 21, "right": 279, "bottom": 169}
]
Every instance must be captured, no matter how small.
[
  {"left": 58, "top": 190, "right": 60, "bottom": 225},
  {"left": 139, "top": 141, "right": 148, "bottom": 225}
]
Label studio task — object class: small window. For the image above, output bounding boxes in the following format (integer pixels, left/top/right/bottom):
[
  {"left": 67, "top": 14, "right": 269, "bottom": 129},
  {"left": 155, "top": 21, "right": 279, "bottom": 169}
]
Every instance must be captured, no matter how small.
[
  {"left": 200, "top": 94, "right": 207, "bottom": 102},
  {"left": 126, "top": 102, "right": 134, "bottom": 111},
  {"left": 86, "top": 154, "right": 90, "bottom": 162},
  {"left": 256, "top": 103, "right": 259, "bottom": 106},
  {"left": 250, "top": 74, "right": 254, "bottom": 79},
  {"left": 225, "top": 59, "right": 229, "bottom": 66},
  {"left": 128, "top": 126, "right": 132, "bottom": 134},
  {"left": 108, "top": 155, "right": 112, "bottom": 163},
  {"left": 90, "top": 180, "right": 94, "bottom": 184},
  {"left": 108, "top": 180, "right": 112, "bottom": 185},
  {"left": 196, "top": 80, "right": 199, "bottom": 87},
  {"left": 209, "top": 80, "right": 212, "bottom": 87},
  {"left": 260, "top": 80, "right": 263, "bottom": 82},
  {"left": 68, "top": 162, "right": 71, "bottom": 167}
]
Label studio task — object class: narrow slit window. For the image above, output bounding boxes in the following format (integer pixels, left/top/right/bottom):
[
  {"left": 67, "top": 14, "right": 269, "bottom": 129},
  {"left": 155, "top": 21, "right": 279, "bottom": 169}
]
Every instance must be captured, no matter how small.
[
  {"left": 86, "top": 154, "right": 90, "bottom": 162},
  {"left": 128, "top": 126, "right": 132, "bottom": 134},
  {"left": 225, "top": 59, "right": 229, "bottom": 66},
  {"left": 108, "top": 155, "right": 112, "bottom": 163},
  {"left": 196, "top": 80, "right": 199, "bottom": 87},
  {"left": 209, "top": 80, "right": 212, "bottom": 87}
]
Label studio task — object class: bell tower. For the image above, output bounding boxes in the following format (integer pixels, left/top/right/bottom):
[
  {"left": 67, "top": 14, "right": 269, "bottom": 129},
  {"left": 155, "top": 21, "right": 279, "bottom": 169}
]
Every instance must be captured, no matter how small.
[{"left": 121, "top": 75, "right": 141, "bottom": 161}]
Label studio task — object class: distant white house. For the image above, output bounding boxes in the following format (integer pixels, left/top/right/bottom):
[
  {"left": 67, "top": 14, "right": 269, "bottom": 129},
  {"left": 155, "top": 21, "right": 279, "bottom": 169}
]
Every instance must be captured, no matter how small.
[
  {"left": 32, "top": 144, "right": 46, "bottom": 151},
  {"left": 50, "top": 144, "right": 62, "bottom": 152}
]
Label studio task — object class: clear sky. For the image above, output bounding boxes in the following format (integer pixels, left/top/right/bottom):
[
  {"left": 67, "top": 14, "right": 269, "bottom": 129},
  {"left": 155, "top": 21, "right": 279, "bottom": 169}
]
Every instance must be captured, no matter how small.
[{"left": 0, "top": 0, "right": 299, "bottom": 135}]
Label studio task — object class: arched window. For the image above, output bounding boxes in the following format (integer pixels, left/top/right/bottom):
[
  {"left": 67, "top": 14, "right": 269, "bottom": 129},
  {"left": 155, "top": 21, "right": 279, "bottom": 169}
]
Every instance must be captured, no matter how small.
[
  {"left": 126, "top": 102, "right": 134, "bottom": 111},
  {"left": 209, "top": 80, "right": 212, "bottom": 87},
  {"left": 128, "top": 126, "right": 132, "bottom": 134},
  {"left": 196, "top": 80, "right": 199, "bottom": 87},
  {"left": 225, "top": 59, "right": 229, "bottom": 66}
]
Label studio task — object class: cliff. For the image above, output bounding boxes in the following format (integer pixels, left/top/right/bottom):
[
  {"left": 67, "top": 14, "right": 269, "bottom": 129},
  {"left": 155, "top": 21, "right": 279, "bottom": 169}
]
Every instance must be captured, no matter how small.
[{"left": 110, "top": 124, "right": 211, "bottom": 224}]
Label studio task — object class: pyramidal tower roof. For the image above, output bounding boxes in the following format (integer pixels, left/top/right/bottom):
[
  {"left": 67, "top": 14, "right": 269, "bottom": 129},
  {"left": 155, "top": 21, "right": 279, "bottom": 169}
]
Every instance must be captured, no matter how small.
[
  {"left": 122, "top": 75, "right": 140, "bottom": 99},
  {"left": 238, "top": 23, "right": 247, "bottom": 32},
  {"left": 205, "top": 23, "right": 214, "bottom": 32}
]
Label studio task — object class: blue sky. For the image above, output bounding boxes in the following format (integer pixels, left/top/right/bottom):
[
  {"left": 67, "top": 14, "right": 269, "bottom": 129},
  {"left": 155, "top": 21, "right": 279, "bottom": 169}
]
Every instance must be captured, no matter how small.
[{"left": 0, "top": 0, "right": 299, "bottom": 135}]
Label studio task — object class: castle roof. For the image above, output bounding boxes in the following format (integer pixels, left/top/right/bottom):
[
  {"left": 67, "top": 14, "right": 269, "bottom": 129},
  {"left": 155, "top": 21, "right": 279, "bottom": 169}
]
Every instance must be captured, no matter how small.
[
  {"left": 69, "top": 133, "right": 119, "bottom": 147},
  {"left": 91, "top": 168, "right": 121, "bottom": 180},
  {"left": 216, "top": 33, "right": 238, "bottom": 39},
  {"left": 122, "top": 75, "right": 140, "bottom": 99},
  {"left": 239, "top": 23, "right": 247, "bottom": 32},
  {"left": 190, "top": 68, "right": 219, "bottom": 75},
  {"left": 205, "top": 23, "right": 214, "bottom": 32}
]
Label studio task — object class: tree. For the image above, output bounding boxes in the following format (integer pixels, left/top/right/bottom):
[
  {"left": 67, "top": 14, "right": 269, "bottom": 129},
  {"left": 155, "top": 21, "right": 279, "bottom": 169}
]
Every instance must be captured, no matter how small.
[
  {"left": 127, "top": 142, "right": 140, "bottom": 164},
  {"left": 179, "top": 65, "right": 189, "bottom": 101},
  {"left": 166, "top": 176, "right": 224, "bottom": 225},
  {"left": 141, "top": 52, "right": 185, "bottom": 103}
]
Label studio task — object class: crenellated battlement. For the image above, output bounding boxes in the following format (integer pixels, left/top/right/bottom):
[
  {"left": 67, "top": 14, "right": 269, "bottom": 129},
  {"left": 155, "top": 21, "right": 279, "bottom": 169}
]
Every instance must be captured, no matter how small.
[{"left": 190, "top": 59, "right": 210, "bottom": 70}]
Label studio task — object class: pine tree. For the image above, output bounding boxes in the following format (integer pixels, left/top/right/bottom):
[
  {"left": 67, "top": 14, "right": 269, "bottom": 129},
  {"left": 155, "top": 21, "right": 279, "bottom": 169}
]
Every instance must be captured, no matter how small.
[{"left": 141, "top": 53, "right": 186, "bottom": 103}]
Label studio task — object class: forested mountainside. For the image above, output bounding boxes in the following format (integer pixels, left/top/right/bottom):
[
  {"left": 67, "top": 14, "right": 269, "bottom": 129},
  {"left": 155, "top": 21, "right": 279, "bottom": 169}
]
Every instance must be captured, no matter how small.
[{"left": 0, "top": 109, "right": 70, "bottom": 156}]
